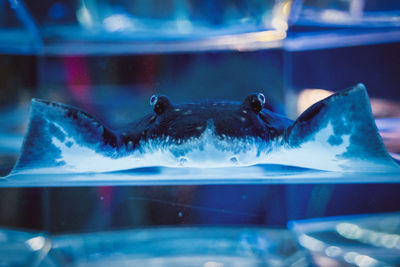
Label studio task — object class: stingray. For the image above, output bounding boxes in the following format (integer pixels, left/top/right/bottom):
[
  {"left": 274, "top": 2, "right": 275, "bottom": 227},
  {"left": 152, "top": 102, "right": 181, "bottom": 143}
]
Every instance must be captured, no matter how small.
[{"left": 10, "top": 84, "right": 399, "bottom": 174}]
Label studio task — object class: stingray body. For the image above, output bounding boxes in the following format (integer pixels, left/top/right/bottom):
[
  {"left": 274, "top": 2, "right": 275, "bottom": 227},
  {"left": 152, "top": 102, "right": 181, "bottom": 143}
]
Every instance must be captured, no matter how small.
[{"left": 12, "top": 84, "right": 399, "bottom": 174}]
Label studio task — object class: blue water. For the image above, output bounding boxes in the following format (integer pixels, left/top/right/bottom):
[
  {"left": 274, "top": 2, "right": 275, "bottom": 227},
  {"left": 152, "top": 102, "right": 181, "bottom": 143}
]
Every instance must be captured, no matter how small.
[{"left": 3, "top": 164, "right": 400, "bottom": 187}]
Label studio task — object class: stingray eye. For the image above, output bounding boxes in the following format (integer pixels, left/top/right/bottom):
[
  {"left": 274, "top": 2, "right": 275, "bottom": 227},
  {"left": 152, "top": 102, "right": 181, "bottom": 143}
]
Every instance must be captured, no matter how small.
[
  {"left": 244, "top": 93, "right": 265, "bottom": 114},
  {"left": 150, "top": 95, "right": 158, "bottom": 106},
  {"left": 257, "top": 93, "right": 265, "bottom": 105},
  {"left": 150, "top": 95, "right": 171, "bottom": 115}
]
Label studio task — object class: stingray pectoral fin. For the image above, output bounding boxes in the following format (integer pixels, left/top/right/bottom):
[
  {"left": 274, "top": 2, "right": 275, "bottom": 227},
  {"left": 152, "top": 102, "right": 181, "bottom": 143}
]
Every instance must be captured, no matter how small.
[
  {"left": 284, "top": 84, "right": 399, "bottom": 172},
  {"left": 12, "top": 99, "right": 119, "bottom": 174}
]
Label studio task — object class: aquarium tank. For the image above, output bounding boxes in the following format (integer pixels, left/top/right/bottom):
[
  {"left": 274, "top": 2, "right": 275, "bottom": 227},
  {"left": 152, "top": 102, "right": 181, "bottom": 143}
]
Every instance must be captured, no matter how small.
[{"left": 0, "top": 0, "right": 399, "bottom": 266}]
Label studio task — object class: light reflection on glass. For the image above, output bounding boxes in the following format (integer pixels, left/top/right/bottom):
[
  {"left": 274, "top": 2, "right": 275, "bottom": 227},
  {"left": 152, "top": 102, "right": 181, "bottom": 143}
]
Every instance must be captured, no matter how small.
[
  {"left": 212, "top": 30, "right": 287, "bottom": 52},
  {"left": 344, "top": 251, "right": 380, "bottom": 267},
  {"left": 25, "top": 236, "right": 46, "bottom": 251},
  {"left": 297, "top": 89, "right": 334, "bottom": 115},
  {"left": 293, "top": 0, "right": 400, "bottom": 27},
  {"left": 298, "top": 234, "right": 325, "bottom": 252},
  {"left": 103, "top": 14, "right": 135, "bottom": 32},
  {"left": 271, "top": 17, "right": 288, "bottom": 31},
  {"left": 344, "top": 252, "right": 358, "bottom": 264},
  {"left": 297, "top": 88, "right": 400, "bottom": 118},
  {"left": 320, "top": 10, "right": 349, "bottom": 23},
  {"left": 76, "top": 1, "right": 94, "bottom": 29},
  {"left": 325, "top": 246, "right": 342, "bottom": 257},
  {"left": 349, "top": 0, "right": 365, "bottom": 18},
  {"left": 291, "top": 213, "right": 400, "bottom": 267},
  {"left": 75, "top": 0, "right": 290, "bottom": 38},
  {"left": 269, "top": 0, "right": 290, "bottom": 31},
  {"left": 336, "top": 222, "right": 400, "bottom": 250},
  {"left": 336, "top": 222, "right": 363, "bottom": 239}
]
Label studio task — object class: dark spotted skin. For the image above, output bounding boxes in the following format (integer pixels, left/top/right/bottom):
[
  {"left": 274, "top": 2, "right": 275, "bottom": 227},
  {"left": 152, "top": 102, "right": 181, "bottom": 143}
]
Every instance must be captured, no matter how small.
[{"left": 117, "top": 93, "right": 293, "bottom": 149}]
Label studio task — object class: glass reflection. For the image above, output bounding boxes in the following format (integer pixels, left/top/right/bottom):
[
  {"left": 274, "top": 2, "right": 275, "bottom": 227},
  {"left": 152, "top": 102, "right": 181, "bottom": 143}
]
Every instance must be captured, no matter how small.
[{"left": 290, "top": 212, "right": 400, "bottom": 266}]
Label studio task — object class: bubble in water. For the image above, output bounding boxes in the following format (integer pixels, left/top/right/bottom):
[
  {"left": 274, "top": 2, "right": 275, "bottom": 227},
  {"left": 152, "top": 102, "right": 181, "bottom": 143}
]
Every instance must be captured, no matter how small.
[
  {"left": 230, "top": 156, "right": 238, "bottom": 164},
  {"left": 179, "top": 157, "right": 188, "bottom": 166}
]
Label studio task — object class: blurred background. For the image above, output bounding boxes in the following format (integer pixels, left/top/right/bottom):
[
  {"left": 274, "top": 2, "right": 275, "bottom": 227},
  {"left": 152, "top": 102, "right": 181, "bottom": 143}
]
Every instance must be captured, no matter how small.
[{"left": 0, "top": 0, "right": 400, "bottom": 266}]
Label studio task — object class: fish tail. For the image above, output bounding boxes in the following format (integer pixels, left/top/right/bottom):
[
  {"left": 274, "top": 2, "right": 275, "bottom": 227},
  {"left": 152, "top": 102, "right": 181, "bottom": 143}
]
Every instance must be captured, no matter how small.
[{"left": 285, "top": 84, "right": 398, "bottom": 172}]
